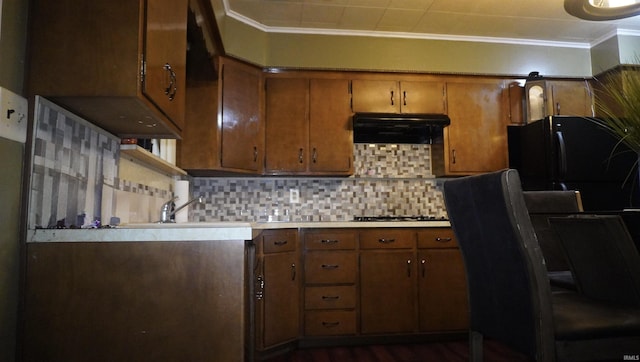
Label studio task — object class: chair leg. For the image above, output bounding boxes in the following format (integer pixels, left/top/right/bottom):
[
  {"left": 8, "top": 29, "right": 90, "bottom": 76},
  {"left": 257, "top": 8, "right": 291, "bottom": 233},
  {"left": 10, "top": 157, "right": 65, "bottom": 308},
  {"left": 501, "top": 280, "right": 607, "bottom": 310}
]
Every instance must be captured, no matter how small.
[{"left": 469, "top": 330, "right": 483, "bottom": 362}]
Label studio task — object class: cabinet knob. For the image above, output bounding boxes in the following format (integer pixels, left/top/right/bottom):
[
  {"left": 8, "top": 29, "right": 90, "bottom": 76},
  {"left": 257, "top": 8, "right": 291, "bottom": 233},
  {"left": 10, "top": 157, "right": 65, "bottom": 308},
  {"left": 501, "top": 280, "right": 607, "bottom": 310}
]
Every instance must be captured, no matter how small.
[
  {"left": 320, "top": 239, "right": 339, "bottom": 244},
  {"left": 291, "top": 263, "right": 296, "bottom": 281},
  {"left": 321, "top": 321, "right": 340, "bottom": 328},
  {"left": 321, "top": 295, "right": 340, "bottom": 301}
]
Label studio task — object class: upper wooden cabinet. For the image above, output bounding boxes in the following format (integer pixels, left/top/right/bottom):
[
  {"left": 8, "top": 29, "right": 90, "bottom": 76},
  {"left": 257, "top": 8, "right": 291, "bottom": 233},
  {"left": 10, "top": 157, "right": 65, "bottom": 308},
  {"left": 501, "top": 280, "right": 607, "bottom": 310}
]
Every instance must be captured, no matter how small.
[
  {"left": 351, "top": 79, "right": 446, "bottom": 114},
  {"left": 442, "top": 80, "right": 510, "bottom": 175},
  {"left": 525, "top": 79, "right": 593, "bottom": 122},
  {"left": 218, "top": 58, "right": 263, "bottom": 172},
  {"left": 265, "top": 77, "right": 353, "bottom": 175},
  {"left": 179, "top": 56, "right": 263, "bottom": 175},
  {"left": 27, "top": 0, "right": 188, "bottom": 138}
]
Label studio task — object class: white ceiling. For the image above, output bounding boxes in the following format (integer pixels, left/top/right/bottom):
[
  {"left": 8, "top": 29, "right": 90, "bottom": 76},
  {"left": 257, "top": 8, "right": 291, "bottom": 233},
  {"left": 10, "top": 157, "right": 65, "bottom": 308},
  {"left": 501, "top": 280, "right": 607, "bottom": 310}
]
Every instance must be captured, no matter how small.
[{"left": 223, "top": 0, "right": 640, "bottom": 47}]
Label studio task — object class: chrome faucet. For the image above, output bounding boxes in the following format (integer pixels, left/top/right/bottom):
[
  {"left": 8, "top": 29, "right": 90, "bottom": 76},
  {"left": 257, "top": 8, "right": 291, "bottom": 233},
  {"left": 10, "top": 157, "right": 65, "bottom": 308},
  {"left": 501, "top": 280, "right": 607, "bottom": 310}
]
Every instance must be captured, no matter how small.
[{"left": 159, "top": 196, "right": 205, "bottom": 223}]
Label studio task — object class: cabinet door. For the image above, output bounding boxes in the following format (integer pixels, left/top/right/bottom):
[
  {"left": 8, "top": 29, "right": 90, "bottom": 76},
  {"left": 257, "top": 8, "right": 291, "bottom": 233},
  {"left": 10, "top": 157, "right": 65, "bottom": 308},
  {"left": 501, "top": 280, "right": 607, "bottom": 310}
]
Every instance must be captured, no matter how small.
[
  {"left": 220, "top": 59, "right": 263, "bottom": 172},
  {"left": 265, "top": 78, "right": 309, "bottom": 173},
  {"left": 400, "top": 81, "right": 446, "bottom": 114},
  {"left": 445, "top": 81, "right": 509, "bottom": 175},
  {"left": 418, "top": 249, "right": 468, "bottom": 332},
  {"left": 548, "top": 80, "right": 593, "bottom": 116},
  {"left": 309, "top": 79, "right": 353, "bottom": 174},
  {"left": 262, "top": 251, "right": 300, "bottom": 347},
  {"left": 351, "top": 79, "right": 400, "bottom": 113},
  {"left": 360, "top": 251, "right": 416, "bottom": 334},
  {"left": 143, "top": 0, "right": 188, "bottom": 129}
]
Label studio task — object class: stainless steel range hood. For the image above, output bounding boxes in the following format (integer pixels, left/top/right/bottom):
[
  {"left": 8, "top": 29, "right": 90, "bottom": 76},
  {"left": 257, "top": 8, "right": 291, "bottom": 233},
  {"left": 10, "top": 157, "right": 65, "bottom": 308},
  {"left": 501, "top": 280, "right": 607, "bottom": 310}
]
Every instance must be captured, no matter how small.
[{"left": 353, "top": 113, "right": 450, "bottom": 144}]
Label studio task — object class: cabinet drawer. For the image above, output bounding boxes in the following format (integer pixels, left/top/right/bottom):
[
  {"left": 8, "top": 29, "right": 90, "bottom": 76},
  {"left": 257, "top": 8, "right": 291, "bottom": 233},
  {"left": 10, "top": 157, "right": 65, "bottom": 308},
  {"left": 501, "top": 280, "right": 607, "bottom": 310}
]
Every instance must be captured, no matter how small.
[
  {"left": 305, "top": 251, "right": 357, "bottom": 284},
  {"left": 417, "top": 228, "right": 458, "bottom": 248},
  {"left": 305, "top": 286, "right": 356, "bottom": 310},
  {"left": 263, "top": 229, "right": 297, "bottom": 253},
  {"left": 304, "top": 310, "right": 356, "bottom": 336},
  {"left": 304, "top": 231, "right": 356, "bottom": 250},
  {"left": 359, "top": 229, "right": 415, "bottom": 249}
]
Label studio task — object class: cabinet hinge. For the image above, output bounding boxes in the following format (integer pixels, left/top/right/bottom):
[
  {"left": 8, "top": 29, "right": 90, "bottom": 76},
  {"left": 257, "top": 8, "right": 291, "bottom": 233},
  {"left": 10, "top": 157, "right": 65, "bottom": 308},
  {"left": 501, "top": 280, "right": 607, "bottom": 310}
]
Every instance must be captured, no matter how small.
[{"left": 140, "top": 58, "right": 146, "bottom": 85}]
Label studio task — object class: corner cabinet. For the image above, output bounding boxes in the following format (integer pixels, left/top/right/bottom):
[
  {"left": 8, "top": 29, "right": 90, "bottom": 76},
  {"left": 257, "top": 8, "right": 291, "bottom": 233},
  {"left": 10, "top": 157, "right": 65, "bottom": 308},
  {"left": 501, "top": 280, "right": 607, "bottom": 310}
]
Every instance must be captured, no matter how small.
[
  {"left": 442, "top": 79, "right": 510, "bottom": 175},
  {"left": 351, "top": 79, "right": 446, "bottom": 114},
  {"left": 253, "top": 229, "right": 300, "bottom": 352},
  {"left": 265, "top": 76, "right": 353, "bottom": 175},
  {"left": 27, "top": 0, "right": 188, "bottom": 138},
  {"left": 179, "top": 56, "right": 263, "bottom": 175}
]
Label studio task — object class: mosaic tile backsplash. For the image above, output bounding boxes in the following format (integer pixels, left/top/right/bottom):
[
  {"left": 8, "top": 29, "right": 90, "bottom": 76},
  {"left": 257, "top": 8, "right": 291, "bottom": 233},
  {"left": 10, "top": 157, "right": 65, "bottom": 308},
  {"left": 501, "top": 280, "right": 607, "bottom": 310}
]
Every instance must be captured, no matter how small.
[
  {"left": 28, "top": 98, "right": 447, "bottom": 226},
  {"left": 29, "top": 97, "right": 120, "bottom": 228}
]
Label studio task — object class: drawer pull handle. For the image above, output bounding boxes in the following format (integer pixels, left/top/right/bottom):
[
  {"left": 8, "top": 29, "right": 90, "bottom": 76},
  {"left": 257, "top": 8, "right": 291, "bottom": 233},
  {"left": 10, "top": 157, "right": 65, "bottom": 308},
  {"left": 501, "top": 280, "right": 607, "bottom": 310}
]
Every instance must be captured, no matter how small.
[
  {"left": 322, "top": 295, "right": 340, "bottom": 300},
  {"left": 321, "top": 264, "right": 339, "bottom": 269},
  {"left": 378, "top": 238, "right": 396, "bottom": 244},
  {"left": 274, "top": 240, "right": 288, "bottom": 246},
  {"left": 320, "top": 239, "right": 339, "bottom": 244},
  {"left": 322, "top": 321, "right": 340, "bottom": 327},
  {"left": 435, "top": 237, "right": 452, "bottom": 242}
]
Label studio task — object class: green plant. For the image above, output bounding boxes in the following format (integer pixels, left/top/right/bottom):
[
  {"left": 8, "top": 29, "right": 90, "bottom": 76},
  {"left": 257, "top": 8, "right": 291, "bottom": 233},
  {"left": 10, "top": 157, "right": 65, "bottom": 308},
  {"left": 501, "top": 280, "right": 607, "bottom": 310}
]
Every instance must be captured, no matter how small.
[
  {"left": 594, "top": 67, "right": 640, "bottom": 153},
  {"left": 593, "top": 66, "right": 640, "bottom": 185}
]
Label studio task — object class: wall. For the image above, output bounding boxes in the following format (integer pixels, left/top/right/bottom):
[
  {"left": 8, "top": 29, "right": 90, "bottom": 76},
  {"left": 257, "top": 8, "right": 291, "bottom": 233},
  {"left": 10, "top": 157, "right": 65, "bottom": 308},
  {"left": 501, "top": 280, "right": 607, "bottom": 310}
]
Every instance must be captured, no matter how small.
[
  {"left": 0, "top": 0, "right": 27, "bottom": 93},
  {"left": 0, "top": 0, "right": 27, "bottom": 360},
  {"left": 28, "top": 98, "right": 448, "bottom": 226},
  {"left": 220, "top": 13, "right": 594, "bottom": 77}
]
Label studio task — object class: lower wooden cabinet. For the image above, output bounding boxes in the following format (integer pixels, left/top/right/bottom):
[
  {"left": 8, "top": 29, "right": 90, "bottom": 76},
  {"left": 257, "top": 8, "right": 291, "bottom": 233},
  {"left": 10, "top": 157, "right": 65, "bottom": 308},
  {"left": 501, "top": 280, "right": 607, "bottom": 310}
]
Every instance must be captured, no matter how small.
[
  {"left": 256, "top": 226, "right": 468, "bottom": 356},
  {"left": 417, "top": 229, "right": 469, "bottom": 332},
  {"left": 302, "top": 229, "right": 358, "bottom": 337},
  {"left": 359, "top": 229, "right": 417, "bottom": 334},
  {"left": 253, "top": 229, "right": 300, "bottom": 351}
]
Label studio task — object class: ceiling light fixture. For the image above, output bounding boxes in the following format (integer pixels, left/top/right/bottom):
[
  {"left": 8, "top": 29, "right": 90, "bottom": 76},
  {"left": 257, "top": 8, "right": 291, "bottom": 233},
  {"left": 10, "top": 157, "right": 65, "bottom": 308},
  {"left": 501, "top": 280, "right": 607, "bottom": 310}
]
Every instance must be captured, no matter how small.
[{"left": 565, "top": 0, "right": 640, "bottom": 20}]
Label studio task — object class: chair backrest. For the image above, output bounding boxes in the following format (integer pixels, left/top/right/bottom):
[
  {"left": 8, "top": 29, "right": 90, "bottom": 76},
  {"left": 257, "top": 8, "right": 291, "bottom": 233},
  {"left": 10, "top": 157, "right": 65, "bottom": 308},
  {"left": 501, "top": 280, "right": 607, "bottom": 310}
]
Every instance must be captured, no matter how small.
[
  {"left": 523, "top": 191, "right": 584, "bottom": 214},
  {"left": 549, "top": 215, "right": 640, "bottom": 307},
  {"left": 523, "top": 191, "right": 583, "bottom": 272},
  {"left": 444, "top": 169, "right": 555, "bottom": 360}
]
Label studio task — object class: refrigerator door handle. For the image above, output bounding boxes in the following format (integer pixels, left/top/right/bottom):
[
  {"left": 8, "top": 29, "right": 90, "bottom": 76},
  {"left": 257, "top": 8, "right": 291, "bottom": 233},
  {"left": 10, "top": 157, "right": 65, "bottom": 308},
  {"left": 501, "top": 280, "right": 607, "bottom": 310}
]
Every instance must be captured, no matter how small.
[{"left": 555, "top": 130, "right": 568, "bottom": 180}]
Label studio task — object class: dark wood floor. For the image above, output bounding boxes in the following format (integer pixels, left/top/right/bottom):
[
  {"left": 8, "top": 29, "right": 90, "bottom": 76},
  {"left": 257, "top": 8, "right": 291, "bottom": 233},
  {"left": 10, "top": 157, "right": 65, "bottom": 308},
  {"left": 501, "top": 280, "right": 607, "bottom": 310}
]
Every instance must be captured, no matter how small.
[{"left": 264, "top": 340, "right": 530, "bottom": 362}]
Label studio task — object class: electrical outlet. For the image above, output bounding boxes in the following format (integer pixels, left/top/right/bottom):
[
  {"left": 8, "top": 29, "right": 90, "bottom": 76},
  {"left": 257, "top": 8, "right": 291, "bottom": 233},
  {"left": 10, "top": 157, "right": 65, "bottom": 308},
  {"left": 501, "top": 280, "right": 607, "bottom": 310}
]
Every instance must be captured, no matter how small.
[
  {"left": 289, "top": 188, "right": 300, "bottom": 203},
  {"left": 0, "top": 87, "right": 28, "bottom": 143}
]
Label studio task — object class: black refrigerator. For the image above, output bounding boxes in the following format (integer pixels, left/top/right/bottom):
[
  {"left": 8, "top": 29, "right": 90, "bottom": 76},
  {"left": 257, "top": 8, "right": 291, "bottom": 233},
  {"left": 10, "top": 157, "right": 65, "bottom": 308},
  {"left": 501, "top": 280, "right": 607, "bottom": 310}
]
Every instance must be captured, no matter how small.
[{"left": 508, "top": 115, "right": 639, "bottom": 211}]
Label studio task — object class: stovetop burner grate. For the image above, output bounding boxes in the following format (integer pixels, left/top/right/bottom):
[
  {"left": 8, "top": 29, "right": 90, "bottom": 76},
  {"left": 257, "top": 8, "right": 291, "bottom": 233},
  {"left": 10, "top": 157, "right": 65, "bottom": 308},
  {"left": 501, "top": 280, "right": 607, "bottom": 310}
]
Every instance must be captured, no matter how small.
[{"left": 353, "top": 215, "right": 447, "bottom": 222}]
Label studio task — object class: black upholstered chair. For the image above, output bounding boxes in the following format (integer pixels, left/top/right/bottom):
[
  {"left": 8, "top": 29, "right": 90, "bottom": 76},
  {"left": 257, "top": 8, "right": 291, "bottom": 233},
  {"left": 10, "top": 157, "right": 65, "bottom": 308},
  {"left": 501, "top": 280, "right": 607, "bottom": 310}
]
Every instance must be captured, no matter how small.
[
  {"left": 443, "top": 169, "right": 640, "bottom": 361},
  {"left": 549, "top": 214, "right": 640, "bottom": 307},
  {"left": 522, "top": 191, "right": 583, "bottom": 290}
]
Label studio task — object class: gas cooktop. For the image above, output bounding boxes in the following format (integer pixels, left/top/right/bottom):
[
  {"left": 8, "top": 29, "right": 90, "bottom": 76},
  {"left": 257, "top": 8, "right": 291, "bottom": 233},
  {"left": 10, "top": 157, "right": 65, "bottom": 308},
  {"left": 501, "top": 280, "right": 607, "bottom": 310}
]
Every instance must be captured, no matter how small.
[{"left": 353, "top": 216, "right": 448, "bottom": 222}]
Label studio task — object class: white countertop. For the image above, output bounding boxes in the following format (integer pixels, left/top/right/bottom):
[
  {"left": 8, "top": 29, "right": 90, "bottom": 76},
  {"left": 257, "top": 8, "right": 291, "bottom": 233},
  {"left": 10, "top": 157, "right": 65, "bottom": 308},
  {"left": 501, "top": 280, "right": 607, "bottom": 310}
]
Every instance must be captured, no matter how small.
[{"left": 27, "top": 220, "right": 451, "bottom": 242}]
